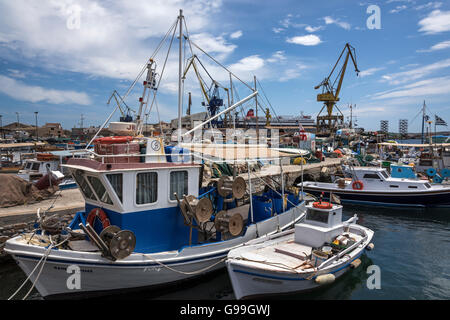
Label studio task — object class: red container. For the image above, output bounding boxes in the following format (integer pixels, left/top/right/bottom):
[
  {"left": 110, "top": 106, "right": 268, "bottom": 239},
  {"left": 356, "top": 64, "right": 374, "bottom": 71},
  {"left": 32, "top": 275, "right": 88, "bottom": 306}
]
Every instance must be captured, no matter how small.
[{"left": 95, "top": 142, "right": 141, "bottom": 164}]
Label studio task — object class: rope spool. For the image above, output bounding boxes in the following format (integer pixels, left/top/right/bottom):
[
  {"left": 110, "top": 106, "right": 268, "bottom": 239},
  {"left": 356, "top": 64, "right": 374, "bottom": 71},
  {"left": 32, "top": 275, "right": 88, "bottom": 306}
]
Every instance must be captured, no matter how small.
[
  {"left": 214, "top": 210, "right": 244, "bottom": 236},
  {"left": 217, "top": 176, "right": 246, "bottom": 199},
  {"left": 181, "top": 195, "right": 213, "bottom": 224},
  {"left": 100, "top": 225, "right": 136, "bottom": 260}
]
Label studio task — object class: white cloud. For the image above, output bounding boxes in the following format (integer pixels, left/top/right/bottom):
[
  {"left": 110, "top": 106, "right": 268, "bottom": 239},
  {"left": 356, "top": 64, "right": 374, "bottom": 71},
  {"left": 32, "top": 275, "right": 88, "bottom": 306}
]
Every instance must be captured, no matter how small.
[
  {"left": 418, "top": 10, "right": 450, "bottom": 34},
  {"left": 266, "top": 51, "right": 286, "bottom": 63},
  {"left": 359, "top": 67, "right": 385, "bottom": 77},
  {"left": 229, "top": 55, "right": 265, "bottom": 74},
  {"left": 305, "top": 25, "right": 324, "bottom": 33},
  {"left": 0, "top": 0, "right": 226, "bottom": 81},
  {"left": 372, "top": 76, "right": 450, "bottom": 100},
  {"left": 417, "top": 40, "right": 450, "bottom": 52},
  {"left": 414, "top": 2, "right": 442, "bottom": 11},
  {"left": 0, "top": 75, "right": 92, "bottom": 105},
  {"left": 323, "top": 16, "right": 351, "bottom": 30},
  {"left": 272, "top": 27, "right": 285, "bottom": 34},
  {"left": 390, "top": 5, "right": 407, "bottom": 13},
  {"left": 286, "top": 35, "right": 322, "bottom": 46},
  {"left": 380, "top": 59, "right": 450, "bottom": 85},
  {"left": 230, "top": 30, "right": 243, "bottom": 39}
]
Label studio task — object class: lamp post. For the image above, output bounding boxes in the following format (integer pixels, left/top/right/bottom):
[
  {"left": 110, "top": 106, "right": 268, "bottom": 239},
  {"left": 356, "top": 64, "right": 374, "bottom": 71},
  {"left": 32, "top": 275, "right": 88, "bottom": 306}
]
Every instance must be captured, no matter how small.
[{"left": 34, "top": 111, "right": 38, "bottom": 142}]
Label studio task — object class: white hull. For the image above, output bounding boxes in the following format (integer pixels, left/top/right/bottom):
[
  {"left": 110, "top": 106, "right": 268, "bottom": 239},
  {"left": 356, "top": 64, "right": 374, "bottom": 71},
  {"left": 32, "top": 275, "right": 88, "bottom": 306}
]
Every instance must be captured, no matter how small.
[
  {"left": 226, "top": 225, "right": 373, "bottom": 300},
  {"left": 5, "top": 205, "right": 304, "bottom": 298}
]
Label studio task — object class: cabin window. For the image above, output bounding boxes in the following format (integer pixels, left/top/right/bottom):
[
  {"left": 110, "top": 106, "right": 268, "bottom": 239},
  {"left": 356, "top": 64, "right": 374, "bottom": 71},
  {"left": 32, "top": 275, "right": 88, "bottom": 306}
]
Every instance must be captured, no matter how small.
[
  {"left": 363, "top": 173, "right": 381, "bottom": 179},
  {"left": 32, "top": 163, "right": 40, "bottom": 171},
  {"left": 424, "top": 183, "right": 431, "bottom": 189},
  {"left": 306, "top": 209, "right": 329, "bottom": 224},
  {"left": 136, "top": 172, "right": 157, "bottom": 204},
  {"left": 107, "top": 174, "right": 123, "bottom": 203},
  {"left": 408, "top": 186, "right": 418, "bottom": 189},
  {"left": 380, "top": 171, "right": 389, "bottom": 179},
  {"left": 87, "top": 176, "right": 113, "bottom": 205},
  {"left": 25, "top": 162, "right": 32, "bottom": 169},
  {"left": 389, "top": 185, "right": 399, "bottom": 188},
  {"left": 73, "top": 170, "right": 97, "bottom": 201},
  {"left": 170, "top": 171, "right": 188, "bottom": 200}
]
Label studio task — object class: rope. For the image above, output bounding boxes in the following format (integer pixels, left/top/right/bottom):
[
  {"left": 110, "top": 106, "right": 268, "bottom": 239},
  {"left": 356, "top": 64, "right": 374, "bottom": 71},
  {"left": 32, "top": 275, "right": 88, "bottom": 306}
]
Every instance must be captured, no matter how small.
[
  {"left": 142, "top": 254, "right": 227, "bottom": 275},
  {"left": 8, "top": 236, "right": 69, "bottom": 300}
]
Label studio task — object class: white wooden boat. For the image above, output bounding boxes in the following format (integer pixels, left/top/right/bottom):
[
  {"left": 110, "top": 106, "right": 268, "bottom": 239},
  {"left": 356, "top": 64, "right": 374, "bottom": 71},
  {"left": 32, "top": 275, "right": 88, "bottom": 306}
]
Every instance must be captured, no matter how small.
[{"left": 226, "top": 201, "right": 374, "bottom": 299}]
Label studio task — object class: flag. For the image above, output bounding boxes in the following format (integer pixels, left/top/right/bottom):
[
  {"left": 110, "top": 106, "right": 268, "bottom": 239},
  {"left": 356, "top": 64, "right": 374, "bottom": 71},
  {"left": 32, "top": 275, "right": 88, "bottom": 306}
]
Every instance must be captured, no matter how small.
[{"left": 435, "top": 115, "right": 447, "bottom": 126}]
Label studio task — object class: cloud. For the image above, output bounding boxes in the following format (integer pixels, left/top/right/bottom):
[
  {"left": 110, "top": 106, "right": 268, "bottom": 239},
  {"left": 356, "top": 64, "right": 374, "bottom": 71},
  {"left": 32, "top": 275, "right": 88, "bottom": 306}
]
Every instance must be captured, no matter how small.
[
  {"left": 359, "top": 67, "right": 385, "bottom": 77},
  {"left": 390, "top": 5, "right": 407, "bottom": 13},
  {"left": 272, "top": 27, "right": 285, "bottom": 34},
  {"left": 418, "top": 10, "right": 450, "bottom": 34},
  {"left": 0, "top": 0, "right": 226, "bottom": 81},
  {"left": 372, "top": 76, "right": 450, "bottom": 100},
  {"left": 230, "top": 30, "right": 243, "bottom": 39},
  {"left": 0, "top": 75, "right": 92, "bottom": 105},
  {"left": 417, "top": 40, "right": 450, "bottom": 52},
  {"left": 414, "top": 2, "right": 442, "bottom": 11},
  {"left": 380, "top": 58, "right": 450, "bottom": 85},
  {"left": 305, "top": 25, "right": 324, "bottom": 33},
  {"left": 286, "top": 35, "right": 322, "bottom": 46},
  {"left": 323, "top": 16, "right": 351, "bottom": 30}
]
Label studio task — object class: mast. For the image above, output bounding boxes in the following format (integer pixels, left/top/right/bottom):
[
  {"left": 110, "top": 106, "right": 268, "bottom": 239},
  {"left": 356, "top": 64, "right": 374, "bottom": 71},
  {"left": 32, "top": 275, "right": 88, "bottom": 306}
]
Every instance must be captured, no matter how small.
[
  {"left": 177, "top": 9, "right": 183, "bottom": 143},
  {"left": 421, "top": 100, "right": 426, "bottom": 144}
]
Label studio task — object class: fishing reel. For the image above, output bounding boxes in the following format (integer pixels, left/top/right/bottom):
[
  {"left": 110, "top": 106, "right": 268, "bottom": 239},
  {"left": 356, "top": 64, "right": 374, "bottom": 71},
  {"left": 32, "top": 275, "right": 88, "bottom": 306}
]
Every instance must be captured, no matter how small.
[
  {"left": 100, "top": 226, "right": 136, "bottom": 260},
  {"left": 214, "top": 210, "right": 244, "bottom": 237},
  {"left": 217, "top": 176, "right": 246, "bottom": 199},
  {"left": 180, "top": 195, "right": 213, "bottom": 225}
]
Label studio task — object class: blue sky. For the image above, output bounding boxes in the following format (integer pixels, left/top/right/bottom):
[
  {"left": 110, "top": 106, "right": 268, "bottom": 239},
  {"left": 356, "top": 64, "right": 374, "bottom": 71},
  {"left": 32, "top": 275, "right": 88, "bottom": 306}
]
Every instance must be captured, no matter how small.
[{"left": 0, "top": 0, "right": 449, "bottom": 133}]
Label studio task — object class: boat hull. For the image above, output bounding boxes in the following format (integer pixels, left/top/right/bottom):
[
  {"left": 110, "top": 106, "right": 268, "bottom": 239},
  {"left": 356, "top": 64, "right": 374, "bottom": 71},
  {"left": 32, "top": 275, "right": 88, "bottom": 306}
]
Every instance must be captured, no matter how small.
[
  {"left": 5, "top": 205, "right": 304, "bottom": 299},
  {"left": 303, "top": 186, "right": 450, "bottom": 207},
  {"left": 226, "top": 253, "right": 364, "bottom": 300}
]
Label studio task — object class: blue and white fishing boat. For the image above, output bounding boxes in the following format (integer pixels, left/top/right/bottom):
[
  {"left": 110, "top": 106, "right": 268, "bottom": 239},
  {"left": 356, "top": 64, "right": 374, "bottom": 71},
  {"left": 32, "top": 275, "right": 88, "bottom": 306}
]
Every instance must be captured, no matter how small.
[
  {"left": 301, "top": 165, "right": 450, "bottom": 207},
  {"left": 4, "top": 11, "right": 305, "bottom": 299}
]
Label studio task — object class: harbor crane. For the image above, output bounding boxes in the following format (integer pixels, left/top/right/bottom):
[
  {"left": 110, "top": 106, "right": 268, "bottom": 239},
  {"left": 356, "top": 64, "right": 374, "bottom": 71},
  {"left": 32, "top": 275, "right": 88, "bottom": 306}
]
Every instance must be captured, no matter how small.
[{"left": 315, "top": 43, "right": 359, "bottom": 137}]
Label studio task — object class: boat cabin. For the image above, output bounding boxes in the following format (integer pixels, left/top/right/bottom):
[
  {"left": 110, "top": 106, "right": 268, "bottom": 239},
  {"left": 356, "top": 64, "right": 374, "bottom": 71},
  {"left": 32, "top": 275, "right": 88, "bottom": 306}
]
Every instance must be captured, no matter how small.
[{"left": 294, "top": 202, "right": 345, "bottom": 248}]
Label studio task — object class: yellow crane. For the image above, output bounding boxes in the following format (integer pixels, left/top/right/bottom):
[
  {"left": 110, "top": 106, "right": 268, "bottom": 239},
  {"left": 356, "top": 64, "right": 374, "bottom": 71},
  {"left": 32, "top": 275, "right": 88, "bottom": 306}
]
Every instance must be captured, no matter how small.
[{"left": 315, "top": 43, "right": 359, "bottom": 136}]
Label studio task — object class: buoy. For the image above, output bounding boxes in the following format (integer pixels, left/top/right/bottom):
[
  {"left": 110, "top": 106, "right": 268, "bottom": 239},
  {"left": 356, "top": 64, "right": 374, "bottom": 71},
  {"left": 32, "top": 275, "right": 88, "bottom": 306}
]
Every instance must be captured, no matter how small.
[
  {"left": 441, "top": 168, "right": 450, "bottom": 178},
  {"left": 433, "top": 174, "right": 443, "bottom": 184},
  {"left": 95, "top": 136, "right": 133, "bottom": 145},
  {"left": 315, "top": 274, "right": 335, "bottom": 285},
  {"left": 312, "top": 201, "right": 332, "bottom": 209},
  {"left": 366, "top": 243, "right": 375, "bottom": 251},
  {"left": 426, "top": 167, "right": 437, "bottom": 177},
  {"left": 350, "top": 259, "right": 361, "bottom": 269},
  {"left": 86, "top": 208, "right": 111, "bottom": 230},
  {"left": 352, "top": 180, "right": 364, "bottom": 190}
]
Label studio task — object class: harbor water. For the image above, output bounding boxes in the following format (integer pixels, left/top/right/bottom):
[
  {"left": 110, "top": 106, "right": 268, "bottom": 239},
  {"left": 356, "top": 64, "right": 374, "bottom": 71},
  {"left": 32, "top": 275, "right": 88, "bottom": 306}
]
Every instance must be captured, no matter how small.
[{"left": 0, "top": 205, "right": 449, "bottom": 300}]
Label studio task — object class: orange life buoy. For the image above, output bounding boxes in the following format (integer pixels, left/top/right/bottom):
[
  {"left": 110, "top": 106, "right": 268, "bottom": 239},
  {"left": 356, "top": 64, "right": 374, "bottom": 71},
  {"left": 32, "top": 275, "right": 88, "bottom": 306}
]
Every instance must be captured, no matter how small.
[
  {"left": 352, "top": 180, "right": 364, "bottom": 190},
  {"left": 86, "top": 208, "right": 110, "bottom": 229},
  {"left": 312, "top": 201, "right": 333, "bottom": 209},
  {"left": 95, "top": 136, "right": 133, "bottom": 145}
]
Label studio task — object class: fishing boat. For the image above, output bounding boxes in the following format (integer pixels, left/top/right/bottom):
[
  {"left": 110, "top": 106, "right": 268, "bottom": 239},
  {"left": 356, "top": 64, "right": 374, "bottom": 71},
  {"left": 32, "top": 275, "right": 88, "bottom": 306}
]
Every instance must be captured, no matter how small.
[
  {"left": 301, "top": 165, "right": 450, "bottom": 207},
  {"left": 226, "top": 199, "right": 374, "bottom": 299},
  {"left": 4, "top": 11, "right": 306, "bottom": 299}
]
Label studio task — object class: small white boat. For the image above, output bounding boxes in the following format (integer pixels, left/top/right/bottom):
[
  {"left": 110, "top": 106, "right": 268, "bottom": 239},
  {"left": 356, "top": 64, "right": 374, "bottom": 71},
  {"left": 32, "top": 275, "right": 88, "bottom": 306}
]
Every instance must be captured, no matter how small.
[{"left": 226, "top": 201, "right": 374, "bottom": 299}]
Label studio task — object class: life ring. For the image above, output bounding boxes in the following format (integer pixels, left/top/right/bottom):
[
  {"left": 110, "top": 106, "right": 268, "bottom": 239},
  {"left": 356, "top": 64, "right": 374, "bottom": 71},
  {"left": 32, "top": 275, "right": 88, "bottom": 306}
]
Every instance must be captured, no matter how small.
[
  {"left": 86, "top": 208, "right": 110, "bottom": 229},
  {"left": 95, "top": 136, "right": 133, "bottom": 145},
  {"left": 312, "top": 201, "right": 332, "bottom": 209},
  {"left": 352, "top": 180, "right": 364, "bottom": 190}
]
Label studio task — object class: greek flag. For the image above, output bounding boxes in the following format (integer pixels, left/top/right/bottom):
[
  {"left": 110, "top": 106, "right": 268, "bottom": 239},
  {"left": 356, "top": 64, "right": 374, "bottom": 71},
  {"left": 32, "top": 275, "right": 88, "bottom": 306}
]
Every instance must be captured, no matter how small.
[{"left": 435, "top": 115, "right": 447, "bottom": 126}]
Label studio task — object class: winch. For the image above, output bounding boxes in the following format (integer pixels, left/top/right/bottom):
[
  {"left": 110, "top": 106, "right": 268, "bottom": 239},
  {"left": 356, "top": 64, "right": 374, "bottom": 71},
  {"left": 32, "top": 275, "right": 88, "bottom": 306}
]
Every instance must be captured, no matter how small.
[
  {"left": 217, "top": 176, "right": 246, "bottom": 199},
  {"left": 180, "top": 195, "right": 214, "bottom": 224},
  {"left": 214, "top": 210, "right": 244, "bottom": 237},
  {"left": 79, "top": 223, "right": 136, "bottom": 261}
]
